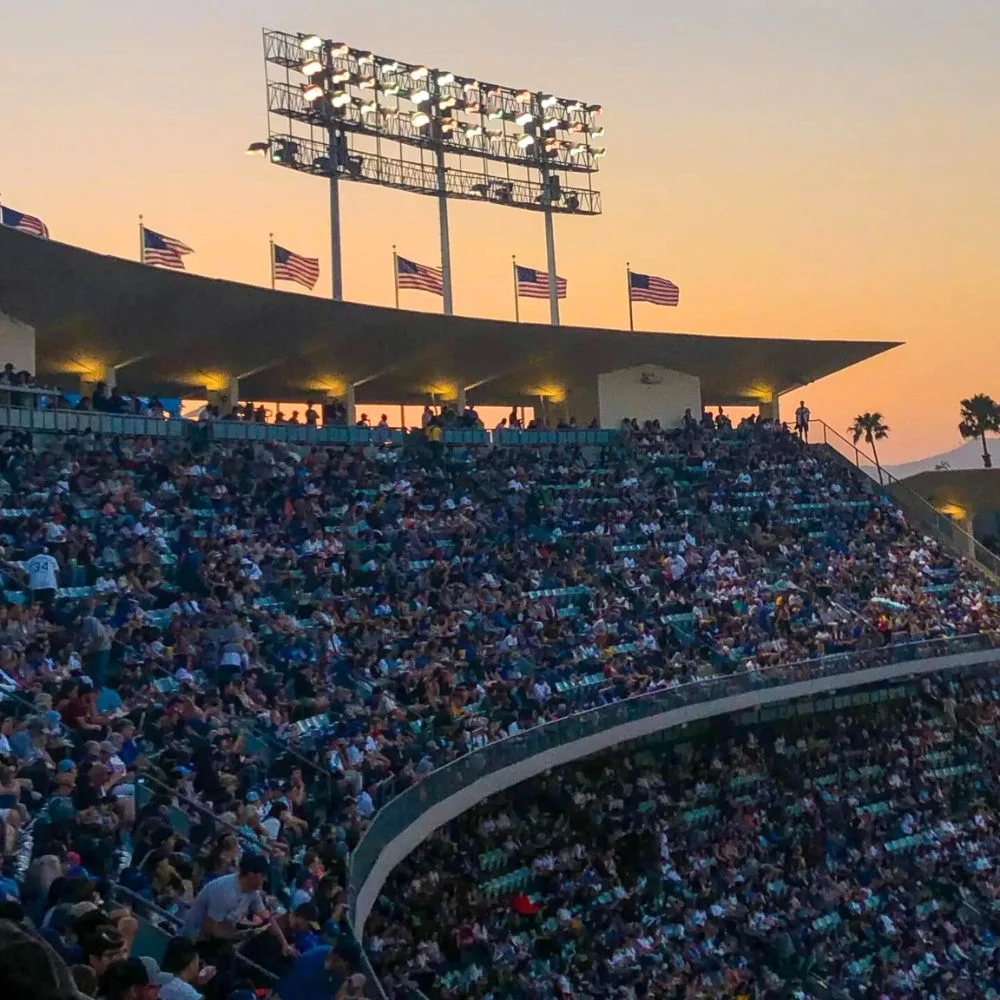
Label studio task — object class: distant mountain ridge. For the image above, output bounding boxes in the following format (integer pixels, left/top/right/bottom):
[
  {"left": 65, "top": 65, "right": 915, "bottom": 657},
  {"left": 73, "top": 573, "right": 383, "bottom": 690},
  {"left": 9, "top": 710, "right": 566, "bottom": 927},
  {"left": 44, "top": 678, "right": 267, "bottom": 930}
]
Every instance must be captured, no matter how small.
[{"left": 886, "top": 439, "right": 998, "bottom": 479}]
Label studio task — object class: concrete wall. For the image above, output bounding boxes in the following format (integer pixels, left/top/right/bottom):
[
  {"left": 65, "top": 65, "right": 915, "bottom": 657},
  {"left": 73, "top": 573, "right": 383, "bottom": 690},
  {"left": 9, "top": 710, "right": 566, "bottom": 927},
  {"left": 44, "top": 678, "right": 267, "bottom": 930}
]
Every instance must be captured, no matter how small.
[
  {"left": 354, "top": 646, "right": 1000, "bottom": 932},
  {"left": 598, "top": 365, "right": 701, "bottom": 429},
  {"left": 0, "top": 311, "right": 36, "bottom": 374}
]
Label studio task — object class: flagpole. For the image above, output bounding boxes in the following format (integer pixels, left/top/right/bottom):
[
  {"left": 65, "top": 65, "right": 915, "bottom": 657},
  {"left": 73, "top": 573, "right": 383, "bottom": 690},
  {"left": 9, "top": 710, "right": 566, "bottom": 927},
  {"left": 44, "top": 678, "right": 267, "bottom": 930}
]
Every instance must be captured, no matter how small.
[
  {"left": 626, "top": 262, "right": 634, "bottom": 332},
  {"left": 393, "top": 245, "right": 400, "bottom": 309},
  {"left": 138, "top": 214, "right": 144, "bottom": 265},
  {"left": 512, "top": 255, "right": 520, "bottom": 323},
  {"left": 269, "top": 233, "right": 276, "bottom": 290}
]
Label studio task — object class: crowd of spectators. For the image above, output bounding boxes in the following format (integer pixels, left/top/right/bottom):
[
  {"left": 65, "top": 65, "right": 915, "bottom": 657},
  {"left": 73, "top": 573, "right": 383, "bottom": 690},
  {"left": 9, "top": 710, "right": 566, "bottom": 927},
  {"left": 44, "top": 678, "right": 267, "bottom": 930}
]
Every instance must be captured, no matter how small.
[
  {"left": 368, "top": 673, "right": 1000, "bottom": 999},
  {"left": 0, "top": 413, "right": 991, "bottom": 998}
]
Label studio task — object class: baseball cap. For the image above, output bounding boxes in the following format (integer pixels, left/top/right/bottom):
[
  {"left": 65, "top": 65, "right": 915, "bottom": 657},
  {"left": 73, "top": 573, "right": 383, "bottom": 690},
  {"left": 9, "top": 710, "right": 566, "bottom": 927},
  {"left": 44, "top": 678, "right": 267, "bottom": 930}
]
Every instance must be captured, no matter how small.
[
  {"left": 292, "top": 902, "right": 321, "bottom": 930},
  {"left": 101, "top": 957, "right": 155, "bottom": 998},
  {"left": 57, "top": 759, "right": 76, "bottom": 773},
  {"left": 239, "top": 853, "right": 270, "bottom": 877}
]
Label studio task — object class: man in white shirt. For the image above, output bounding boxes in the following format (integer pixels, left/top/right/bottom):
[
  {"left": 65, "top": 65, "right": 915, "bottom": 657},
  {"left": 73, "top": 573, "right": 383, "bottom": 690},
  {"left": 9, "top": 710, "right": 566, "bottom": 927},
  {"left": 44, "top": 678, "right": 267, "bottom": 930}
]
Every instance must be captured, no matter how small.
[
  {"left": 795, "top": 400, "right": 811, "bottom": 441},
  {"left": 24, "top": 548, "right": 60, "bottom": 606}
]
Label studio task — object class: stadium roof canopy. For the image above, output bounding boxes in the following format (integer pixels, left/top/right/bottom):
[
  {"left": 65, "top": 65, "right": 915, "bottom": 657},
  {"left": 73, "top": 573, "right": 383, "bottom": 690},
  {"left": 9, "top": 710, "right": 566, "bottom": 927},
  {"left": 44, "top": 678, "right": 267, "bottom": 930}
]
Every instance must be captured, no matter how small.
[{"left": 0, "top": 227, "right": 899, "bottom": 406}]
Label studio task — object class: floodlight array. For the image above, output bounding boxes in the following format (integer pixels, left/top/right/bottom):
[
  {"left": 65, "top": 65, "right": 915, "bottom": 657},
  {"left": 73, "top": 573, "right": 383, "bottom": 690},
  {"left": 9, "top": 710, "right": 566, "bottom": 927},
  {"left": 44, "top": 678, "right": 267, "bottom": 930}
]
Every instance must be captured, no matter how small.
[{"left": 262, "top": 28, "right": 604, "bottom": 216}]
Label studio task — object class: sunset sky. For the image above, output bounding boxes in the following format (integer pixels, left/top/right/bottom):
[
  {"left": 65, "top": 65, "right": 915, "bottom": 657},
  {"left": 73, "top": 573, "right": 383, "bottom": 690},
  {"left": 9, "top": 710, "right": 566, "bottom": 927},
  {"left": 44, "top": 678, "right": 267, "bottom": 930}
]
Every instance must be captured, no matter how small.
[{"left": 2, "top": 0, "right": 998, "bottom": 462}]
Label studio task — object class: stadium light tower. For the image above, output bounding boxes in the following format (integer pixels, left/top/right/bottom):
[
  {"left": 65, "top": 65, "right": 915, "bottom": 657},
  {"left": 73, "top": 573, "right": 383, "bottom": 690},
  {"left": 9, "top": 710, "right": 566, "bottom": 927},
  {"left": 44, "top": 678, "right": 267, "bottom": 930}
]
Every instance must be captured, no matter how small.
[{"left": 261, "top": 29, "right": 605, "bottom": 319}]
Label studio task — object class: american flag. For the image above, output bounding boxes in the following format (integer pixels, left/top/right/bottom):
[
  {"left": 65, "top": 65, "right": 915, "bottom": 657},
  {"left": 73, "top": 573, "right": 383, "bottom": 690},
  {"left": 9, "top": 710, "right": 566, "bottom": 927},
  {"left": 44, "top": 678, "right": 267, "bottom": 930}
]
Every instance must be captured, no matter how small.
[
  {"left": 396, "top": 255, "right": 443, "bottom": 296},
  {"left": 629, "top": 270, "right": 679, "bottom": 307},
  {"left": 1, "top": 206, "right": 49, "bottom": 239},
  {"left": 273, "top": 244, "right": 320, "bottom": 290},
  {"left": 515, "top": 265, "right": 567, "bottom": 300},
  {"left": 142, "top": 227, "right": 194, "bottom": 270}
]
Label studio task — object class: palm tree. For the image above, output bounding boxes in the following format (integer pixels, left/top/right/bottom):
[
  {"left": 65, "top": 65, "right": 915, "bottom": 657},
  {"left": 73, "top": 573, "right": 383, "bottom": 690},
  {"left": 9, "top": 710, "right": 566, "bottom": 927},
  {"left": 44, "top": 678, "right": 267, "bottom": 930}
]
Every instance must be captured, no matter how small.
[
  {"left": 849, "top": 412, "right": 890, "bottom": 484},
  {"left": 958, "top": 393, "right": 1000, "bottom": 469}
]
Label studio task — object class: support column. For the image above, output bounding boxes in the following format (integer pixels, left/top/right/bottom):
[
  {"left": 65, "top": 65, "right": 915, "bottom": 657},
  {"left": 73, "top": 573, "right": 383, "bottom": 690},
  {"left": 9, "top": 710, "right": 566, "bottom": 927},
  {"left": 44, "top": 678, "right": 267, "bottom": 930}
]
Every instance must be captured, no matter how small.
[
  {"left": 758, "top": 396, "right": 780, "bottom": 423},
  {"left": 567, "top": 383, "right": 600, "bottom": 428},
  {"left": 345, "top": 383, "right": 356, "bottom": 426},
  {"left": 206, "top": 377, "right": 239, "bottom": 415},
  {"left": 456, "top": 386, "right": 467, "bottom": 415},
  {"left": 963, "top": 514, "right": 978, "bottom": 560},
  {"left": 80, "top": 363, "right": 116, "bottom": 401}
]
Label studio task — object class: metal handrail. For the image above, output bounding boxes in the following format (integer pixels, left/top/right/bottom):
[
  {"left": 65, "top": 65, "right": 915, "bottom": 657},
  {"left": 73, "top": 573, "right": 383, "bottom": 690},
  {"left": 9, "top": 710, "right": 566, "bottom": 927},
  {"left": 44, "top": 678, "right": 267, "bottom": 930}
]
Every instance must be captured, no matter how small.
[{"left": 814, "top": 418, "right": 1000, "bottom": 579}]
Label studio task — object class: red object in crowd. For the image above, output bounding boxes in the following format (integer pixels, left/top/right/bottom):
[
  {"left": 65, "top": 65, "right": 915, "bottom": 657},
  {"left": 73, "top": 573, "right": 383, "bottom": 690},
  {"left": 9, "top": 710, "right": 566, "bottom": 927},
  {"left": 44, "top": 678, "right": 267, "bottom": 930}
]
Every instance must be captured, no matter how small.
[{"left": 511, "top": 892, "right": 541, "bottom": 916}]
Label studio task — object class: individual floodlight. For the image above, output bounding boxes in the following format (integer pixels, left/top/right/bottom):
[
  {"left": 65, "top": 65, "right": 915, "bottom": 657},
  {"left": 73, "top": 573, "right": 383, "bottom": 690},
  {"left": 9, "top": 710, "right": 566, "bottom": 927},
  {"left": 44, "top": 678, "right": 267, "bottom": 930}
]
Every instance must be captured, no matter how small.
[
  {"left": 591, "top": 146, "right": 606, "bottom": 157},
  {"left": 515, "top": 90, "right": 532, "bottom": 103},
  {"left": 331, "top": 69, "right": 351, "bottom": 84},
  {"left": 517, "top": 133, "right": 534, "bottom": 148},
  {"left": 464, "top": 124, "right": 483, "bottom": 138},
  {"left": 489, "top": 109, "right": 505, "bottom": 120},
  {"left": 358, "top": 51, "right": 375, "bottom": 64},
  {"left": 412, "top": 111, "right": 431, "bottom": 127},
  {"left": 540, "top": 94, "right": 558, "bottom": 109},
  {"left": 410, "top": 88, "right": 431, "bottom": 104},
  {"left": 410, "top": 65, "right": 429, "bottom": 80},
  {"left": 541, "top": 118, "right": 560, "bottom": 131},
  {"left": 330, "top": 90, "right": 351, "bottom": 108},
  {"left": 331, "top": 43, "right": 350, "bottom": 56},
  {"left": 300, "top": 58, "right": 323, "bottom": 76},
  {"left": 515, "top": 111, "right": 533, "bottom": 126},
  {"left": 303, "top": 82, "right": 324, "bottom": 102},
  {"left": 300, "top": 34, "right": 323, "bottom": 52},
  {"left": 437, "top": 71, "right": 455, "bottom": 86},
  {"left": 360, "top": 102, "right": 377, "bottom": 116},
  {"left": 439, "top": 96, "right": 457, "bottom": 110},
  {"left": 246, "top": 141, "right": 270, "bottom": 155},
  {"left": 463, "top": 80, "right": 480, "bottom": 93}
]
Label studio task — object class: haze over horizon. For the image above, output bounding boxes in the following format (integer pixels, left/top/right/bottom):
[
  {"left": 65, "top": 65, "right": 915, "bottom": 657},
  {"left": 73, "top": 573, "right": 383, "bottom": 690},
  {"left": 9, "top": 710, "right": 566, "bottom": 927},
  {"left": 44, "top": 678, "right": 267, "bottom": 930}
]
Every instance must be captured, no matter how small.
[{"left": 1, "top": 0, "right": 998, "bottom": 463}]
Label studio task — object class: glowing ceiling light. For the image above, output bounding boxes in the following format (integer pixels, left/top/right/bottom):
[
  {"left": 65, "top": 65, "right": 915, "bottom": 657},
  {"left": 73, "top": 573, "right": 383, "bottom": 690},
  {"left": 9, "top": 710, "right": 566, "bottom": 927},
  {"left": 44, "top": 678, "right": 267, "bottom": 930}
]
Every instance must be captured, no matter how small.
[
  {"left": 300, "top": 58, "right": 323, "bottom": 76},
  {"left": 300, "top": 35, "right": 323, "bottom": 52},
  {"left": 517, "top": 133, "right": 534, "bottom": 148},
  {"left": 515, "top": 111, "right": 533, "bottom": 126},
  {"left": 412, "top": 111, "right": 431, "bottom": 127}
]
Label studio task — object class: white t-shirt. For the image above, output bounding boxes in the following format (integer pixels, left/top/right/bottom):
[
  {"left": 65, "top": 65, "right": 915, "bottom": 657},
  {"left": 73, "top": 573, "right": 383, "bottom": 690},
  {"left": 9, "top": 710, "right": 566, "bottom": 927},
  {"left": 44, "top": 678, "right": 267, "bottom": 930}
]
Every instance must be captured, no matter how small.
[
  {"left": 182, "top": 873, "right": 264, "bottom": 939},
  {"left": 25, "top": 553, "right": 59, "bottom": 591}
]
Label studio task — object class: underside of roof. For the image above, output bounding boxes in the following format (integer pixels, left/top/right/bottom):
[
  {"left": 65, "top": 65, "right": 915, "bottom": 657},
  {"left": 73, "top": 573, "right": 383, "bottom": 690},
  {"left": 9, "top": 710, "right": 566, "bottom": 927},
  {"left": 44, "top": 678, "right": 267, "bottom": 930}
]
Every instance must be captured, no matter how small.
[{"left": 0, "top": 227, "right": 899, "bottom": 406}]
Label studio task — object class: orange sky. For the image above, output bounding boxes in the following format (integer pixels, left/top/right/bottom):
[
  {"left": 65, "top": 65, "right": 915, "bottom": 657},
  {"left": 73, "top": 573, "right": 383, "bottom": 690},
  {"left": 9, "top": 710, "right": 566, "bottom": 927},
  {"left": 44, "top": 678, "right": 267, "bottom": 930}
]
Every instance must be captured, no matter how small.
[{"left": 1, "top": 1, "right": 999, "bottom": 463}]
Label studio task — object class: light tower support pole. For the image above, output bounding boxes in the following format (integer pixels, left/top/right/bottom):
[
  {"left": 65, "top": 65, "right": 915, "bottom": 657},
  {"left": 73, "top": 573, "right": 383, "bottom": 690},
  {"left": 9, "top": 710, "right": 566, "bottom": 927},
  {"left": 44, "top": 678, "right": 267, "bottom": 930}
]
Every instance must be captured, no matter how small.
[
  {"left": 436, "top": 149, "right": 454, "bottom": 316},
  {"left": 544, "top": 200, "right": 560, "bottom": 327}
]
